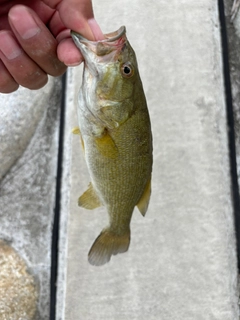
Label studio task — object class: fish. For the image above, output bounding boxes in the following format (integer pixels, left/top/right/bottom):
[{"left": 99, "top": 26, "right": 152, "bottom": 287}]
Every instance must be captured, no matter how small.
[{"left": 71, "top": 26, "right": 153, "bottom": 266}]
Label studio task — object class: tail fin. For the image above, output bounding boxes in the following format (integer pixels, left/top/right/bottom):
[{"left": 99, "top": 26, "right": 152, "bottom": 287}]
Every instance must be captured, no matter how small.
[{"left": 88, "top": 228, "right": 130, "bottom": 266}]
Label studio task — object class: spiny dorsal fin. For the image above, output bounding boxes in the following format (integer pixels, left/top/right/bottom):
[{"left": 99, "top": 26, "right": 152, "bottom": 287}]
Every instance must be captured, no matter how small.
[
  {"left": 78, "top": 183, "right": 102, "bottom": 209},
  {"left": 137, "top": 177, "right": 151, "bottom": 216},
  {"left": 88, "top": 228, "right": 130, "bottom": 266}
]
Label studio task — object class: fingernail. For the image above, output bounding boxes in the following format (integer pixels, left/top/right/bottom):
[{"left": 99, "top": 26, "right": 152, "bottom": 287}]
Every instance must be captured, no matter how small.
[
  {"left": 0, "top": 31, "right": 22, "bottom": 60},
  {"left": 88, "top": 19, "right": 104, "bottom": 40},
  {"left": 9, "top": 5, "right": 40, "bottom": 39}
]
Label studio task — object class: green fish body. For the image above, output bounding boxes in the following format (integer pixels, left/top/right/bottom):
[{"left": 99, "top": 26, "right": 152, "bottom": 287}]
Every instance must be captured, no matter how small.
[{"left": 71, "top": 26, "right": 153, "bottom": 266}]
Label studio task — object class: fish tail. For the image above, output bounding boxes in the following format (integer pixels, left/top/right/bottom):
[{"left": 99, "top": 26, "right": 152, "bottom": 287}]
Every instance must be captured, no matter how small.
[{"left": 88, "top": 228, "right": 130, "bottom": 266}]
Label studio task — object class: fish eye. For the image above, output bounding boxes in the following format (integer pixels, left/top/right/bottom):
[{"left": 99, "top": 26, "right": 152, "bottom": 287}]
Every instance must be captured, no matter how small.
[{"left": 121, "top": 63, "right": 134, "bottom": 78}]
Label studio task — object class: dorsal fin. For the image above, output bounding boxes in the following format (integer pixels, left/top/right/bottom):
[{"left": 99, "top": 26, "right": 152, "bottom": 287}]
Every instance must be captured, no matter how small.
[{"left": 137, "top": 177, "right": 151, "bottom": 216}]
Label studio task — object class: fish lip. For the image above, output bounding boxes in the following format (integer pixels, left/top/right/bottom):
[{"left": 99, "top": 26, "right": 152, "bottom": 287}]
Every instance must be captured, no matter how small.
[
  {"left": 71, "top": 26, "right": 127, "bottom": 58},
  {"left": 71, "top": 26, "right": 126, "bottom": 45},
  {"left": 71, "top": 26, "right": 127, "bottom": 77}
]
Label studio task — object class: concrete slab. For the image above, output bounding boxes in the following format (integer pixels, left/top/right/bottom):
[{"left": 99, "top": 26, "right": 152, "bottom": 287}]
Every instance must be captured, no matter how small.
[
  {"left": 0, "top": 77, "right": 62, "bottom": 319},
  {"left": 58, "top": 1, "right": 239, "bottom": 319}
]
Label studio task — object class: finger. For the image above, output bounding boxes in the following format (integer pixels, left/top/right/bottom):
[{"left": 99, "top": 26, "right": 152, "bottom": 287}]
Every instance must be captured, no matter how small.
[
  {"left": 47, "top": 10, "right": 66, "bottom": 38},
  {"left": 42, "top": 0, "right": 94, "bottom": 16},
  {"left": 42, "top": 0, "right": 104, "bottom": 40},
  {"left": 87, "top": 18, "right": 105, "bottom": 41},
  {"left": 0, "top": 30, "right": 48, "bottom": 90},
  {"left": 57, "top": 36, "right": 83, "bottom": 66},
  {"left": 0, "top": 0, "right": 55, "bottom": 28},
  {"left": 8, "top": 5, "right": 67, "bottom": 77},
  {"left": 48, "top": 11, "right": 92, "bottom": 66},
  {"left": 0, "top": 60, "right": 19, "bottom": 93}
]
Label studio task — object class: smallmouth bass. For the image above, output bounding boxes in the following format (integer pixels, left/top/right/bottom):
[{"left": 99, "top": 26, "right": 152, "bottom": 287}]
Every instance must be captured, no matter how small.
[{"left": 71, "top": 26, "right": 153, "bottom": 266}]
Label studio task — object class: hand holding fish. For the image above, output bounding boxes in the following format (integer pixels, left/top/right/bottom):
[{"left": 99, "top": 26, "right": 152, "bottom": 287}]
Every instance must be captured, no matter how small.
[{"left": 0, "top": 0, "right": 103, "bottom": 93}]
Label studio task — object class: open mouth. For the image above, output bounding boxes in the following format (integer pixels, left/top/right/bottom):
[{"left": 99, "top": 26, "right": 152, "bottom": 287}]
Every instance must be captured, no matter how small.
[
  {"left": 71, "top": 26, "right": 126, "bottom": 57},
  {"left": 71, "top": 26, "right": 125, "bottom": 44}
]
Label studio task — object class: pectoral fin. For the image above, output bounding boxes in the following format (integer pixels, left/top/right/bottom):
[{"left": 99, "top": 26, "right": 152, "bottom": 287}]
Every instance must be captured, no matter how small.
[
  {"left": 78, "top": 183, "right": 102, "bottom": 209},
  {"left": 95, "top": 129, "right": 118, "bottom": 159},
  {"left": 137, "top": 177, "right": 151, "bottom": 216}
]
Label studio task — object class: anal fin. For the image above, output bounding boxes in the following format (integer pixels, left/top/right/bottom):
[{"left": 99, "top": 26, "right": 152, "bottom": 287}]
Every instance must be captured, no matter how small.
[
  {"left": 137, "top": 177, "right": 151, "bottom": 216},
  {"left": 78, "top": 183, "right": 102, "bottom": 209}
]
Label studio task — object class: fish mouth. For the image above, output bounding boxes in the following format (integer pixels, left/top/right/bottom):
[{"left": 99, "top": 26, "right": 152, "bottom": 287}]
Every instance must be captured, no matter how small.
[
  {"left": 71, "top": 26, "right": 126, "bottom": 43},
  {"left": 71, "top": 26, "right": 126, "bottom": 58},
  {"left": 101, "top": 26, "right": 126, "bottom": 42}
]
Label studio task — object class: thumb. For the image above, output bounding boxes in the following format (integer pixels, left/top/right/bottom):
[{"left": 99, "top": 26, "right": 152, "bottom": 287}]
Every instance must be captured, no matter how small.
[{"left": 42, "top": 0, "right": 104, "bottom": 40}]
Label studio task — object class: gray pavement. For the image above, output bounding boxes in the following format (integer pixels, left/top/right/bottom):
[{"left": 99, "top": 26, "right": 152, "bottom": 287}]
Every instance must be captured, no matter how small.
[
  {"left": 57, "top": 1, "right": 239, "bottom": 319},
  {"left": 0, "top": 77, "right": 61, "bottom": 319}
]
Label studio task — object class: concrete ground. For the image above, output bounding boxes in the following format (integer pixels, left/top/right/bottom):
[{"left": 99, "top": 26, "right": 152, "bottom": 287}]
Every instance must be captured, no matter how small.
[
  {"left": 0, "top": 77, "right": 62, "bottom": 319},
  {"left": 57, "top": 1, "right": 239, "bottom": 319}
]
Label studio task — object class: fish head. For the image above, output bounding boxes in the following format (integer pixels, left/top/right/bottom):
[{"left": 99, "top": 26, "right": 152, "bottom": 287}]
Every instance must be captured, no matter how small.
[{"left": 71, "top": 26, "right": 138, "bottom": 103}]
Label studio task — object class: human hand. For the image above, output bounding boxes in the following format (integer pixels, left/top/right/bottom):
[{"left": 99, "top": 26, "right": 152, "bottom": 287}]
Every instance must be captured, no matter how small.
[{"left": 0, "top": 0, "right": 104, "bottom": 93}]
